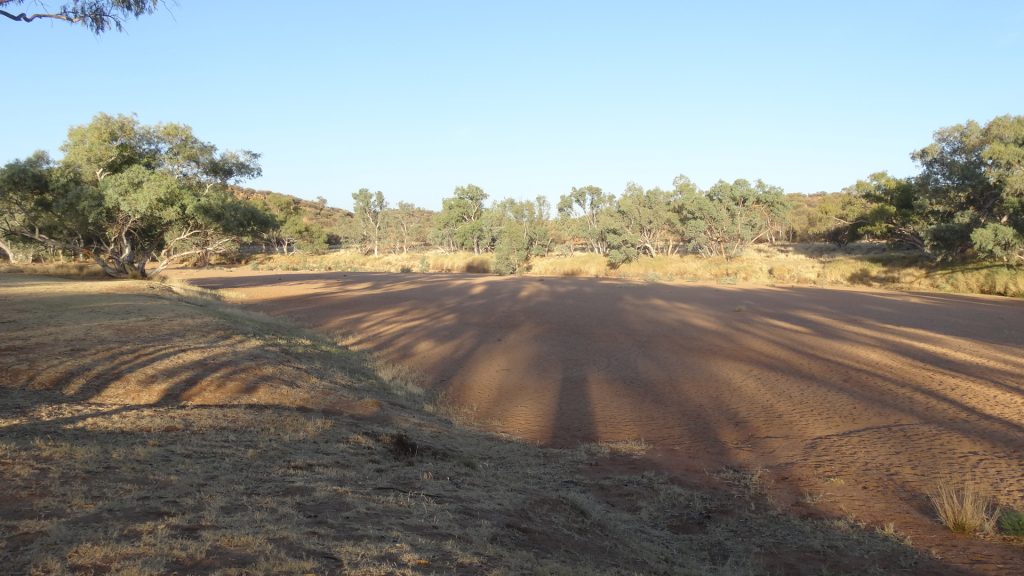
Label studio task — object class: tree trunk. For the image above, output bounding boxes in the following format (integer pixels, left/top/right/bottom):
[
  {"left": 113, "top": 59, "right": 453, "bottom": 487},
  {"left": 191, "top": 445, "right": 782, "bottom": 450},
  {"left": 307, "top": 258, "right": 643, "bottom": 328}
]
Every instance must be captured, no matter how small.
[{"left": 0, "top": 237, "right": 17, "bottom": 263}]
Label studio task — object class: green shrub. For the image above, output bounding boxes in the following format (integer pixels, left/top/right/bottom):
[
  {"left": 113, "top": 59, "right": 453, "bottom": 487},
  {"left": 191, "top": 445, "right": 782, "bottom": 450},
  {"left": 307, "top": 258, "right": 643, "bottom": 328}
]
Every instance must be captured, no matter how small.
[
  {"left": 971, "top": 223, "right": 1024, "bottom": 262},
  {"left": 999, "top": 508, "right": 1024, "bottom": 536}
]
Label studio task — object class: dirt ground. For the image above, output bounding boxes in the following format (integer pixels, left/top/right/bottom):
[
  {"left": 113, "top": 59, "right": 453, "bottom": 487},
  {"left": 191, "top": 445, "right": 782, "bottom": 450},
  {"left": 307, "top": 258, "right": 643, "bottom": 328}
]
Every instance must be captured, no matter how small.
[
  {"left": 171, "top": 268, "right": 1024, "bottom": 572},
  {"left": 4, "top": 273, "right": 965, "bottom": 575}
]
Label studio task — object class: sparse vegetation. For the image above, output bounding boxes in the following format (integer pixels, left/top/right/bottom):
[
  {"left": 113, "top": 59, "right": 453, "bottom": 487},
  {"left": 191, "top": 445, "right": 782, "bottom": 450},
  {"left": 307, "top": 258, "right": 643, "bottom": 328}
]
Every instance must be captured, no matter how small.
[{"left": 930, "top": 481, "right": 998, "bottom": 535}]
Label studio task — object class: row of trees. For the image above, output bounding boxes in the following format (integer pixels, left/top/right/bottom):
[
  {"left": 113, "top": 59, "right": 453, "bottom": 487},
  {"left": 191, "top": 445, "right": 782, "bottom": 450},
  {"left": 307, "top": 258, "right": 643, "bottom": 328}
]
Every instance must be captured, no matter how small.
[
  {"left": 3, "top": 114, "right": 1021, "bottom": 277},
  {"left": 345, "top": 116, "right": 1024, "bottom": 270},
  {"left": 339, "top": 115, "right": 1024, "bottom": 270},
  {"left": 6, "top": 6, "right": 1022, "bottom": 270},
  {"left": 353, "top": 178, "right": 791, "bottom": 273}
]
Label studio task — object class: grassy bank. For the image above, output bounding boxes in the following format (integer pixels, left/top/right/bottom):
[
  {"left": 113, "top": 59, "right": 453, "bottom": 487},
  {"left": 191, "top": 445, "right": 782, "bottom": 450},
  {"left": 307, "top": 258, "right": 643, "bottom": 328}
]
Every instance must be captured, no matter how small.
[
  {"left": 242, "top": 245, "right": 1024, "bottom": 298},
  {"left": 0, "top": 274, "right": 942, "bottom": 575},
  {"left": 0, "top": 261, "right": 106, "bottom": 279}
]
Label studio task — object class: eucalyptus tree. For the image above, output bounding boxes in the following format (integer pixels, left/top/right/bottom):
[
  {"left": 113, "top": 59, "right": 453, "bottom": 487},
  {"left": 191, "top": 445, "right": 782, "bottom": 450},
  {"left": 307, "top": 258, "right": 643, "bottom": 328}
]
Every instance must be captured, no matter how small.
[
  {"left": 352, "top": 188, "right": 387, "bottom": 256},
  {"left": 434, "top": 184, "right": 488, "bottom": 253},
  {"left": 385, "top": 201, "right": 431, "bottom": 254},
  {"left": 675, "top": 179, "right": 790, "bottom": 258},
  {"left": 557, "top": 185, "right": 614, "bottom": 254},
  {"left": 911, "top": 115, "right": 1024, "bottom": 260},
  {"left": 0, "top": 152, "right": 103, "bottom": 262},
  {"left": 615, "top": 182, "right": 680, "bottom": 257},
  {"left": 848, "top": 172, "right": 926, "bottom": 250},
  {"left": 490, "top": 197, "right": 553, "bottom": 274},
  {"left": 1, "top": 113, "right": 273, "bottom": 277}
]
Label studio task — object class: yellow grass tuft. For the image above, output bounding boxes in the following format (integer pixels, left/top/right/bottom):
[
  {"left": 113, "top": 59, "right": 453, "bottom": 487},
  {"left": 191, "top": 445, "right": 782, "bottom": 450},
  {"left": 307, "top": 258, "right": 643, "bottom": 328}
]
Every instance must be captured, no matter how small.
[{"left": 930, "top": 481, "right": 998, "bottom": 534}]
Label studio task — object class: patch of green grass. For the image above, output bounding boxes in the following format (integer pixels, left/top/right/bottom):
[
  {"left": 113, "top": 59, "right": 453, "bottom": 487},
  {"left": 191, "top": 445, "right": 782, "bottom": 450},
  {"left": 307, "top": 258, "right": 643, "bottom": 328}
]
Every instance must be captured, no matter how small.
[{"left": 998, "top": 508, "right": 1024, "bottom": 536}]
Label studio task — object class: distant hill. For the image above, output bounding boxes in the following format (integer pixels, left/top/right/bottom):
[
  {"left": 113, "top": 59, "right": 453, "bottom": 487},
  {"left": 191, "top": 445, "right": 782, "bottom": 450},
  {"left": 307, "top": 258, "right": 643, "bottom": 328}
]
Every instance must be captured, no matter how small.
[{"left": 230, "top": 186, "right": 352, "bottom": 219}]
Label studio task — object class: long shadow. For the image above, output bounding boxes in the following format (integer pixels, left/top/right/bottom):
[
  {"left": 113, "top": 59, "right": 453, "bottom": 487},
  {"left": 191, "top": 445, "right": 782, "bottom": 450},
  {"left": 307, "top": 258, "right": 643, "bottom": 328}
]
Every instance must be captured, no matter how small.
[
  {"left": 0, "top": 273, "right": 1012, "bottom": 574},
  {"left": 186, "top": 272, "right": 1024, "bottom": 448},
  {"left": 176, "top": 271, "right": 1024, "bottom": 566},
  {"left": 0, "top": 286, "right": 376, "bottom": 419}
]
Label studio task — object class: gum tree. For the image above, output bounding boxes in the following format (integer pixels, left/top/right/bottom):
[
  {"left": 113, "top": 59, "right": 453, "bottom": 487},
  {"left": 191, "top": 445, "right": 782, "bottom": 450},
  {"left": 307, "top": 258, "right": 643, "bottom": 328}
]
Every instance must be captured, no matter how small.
[
  {"left": 352, "top": 188, "right": 387, "bottom": 256},
  {"left": 434, "top": 184, "right": 488, "bottom": 254},
  {"left": 676, "top": 179, "right": 790, "bottom": 258},
  {"left": 557, "top": 185, "right": 615, "bottom": 255},
  {"left": 1, "top": 113, "right": 274, "bottom": 277}
]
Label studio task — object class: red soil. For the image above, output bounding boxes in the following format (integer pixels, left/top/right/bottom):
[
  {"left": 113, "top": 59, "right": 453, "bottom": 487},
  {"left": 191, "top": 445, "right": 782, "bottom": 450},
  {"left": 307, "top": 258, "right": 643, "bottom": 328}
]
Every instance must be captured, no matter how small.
[{"left": 172, "top": 269, "right": 1024, "bottom": 573}]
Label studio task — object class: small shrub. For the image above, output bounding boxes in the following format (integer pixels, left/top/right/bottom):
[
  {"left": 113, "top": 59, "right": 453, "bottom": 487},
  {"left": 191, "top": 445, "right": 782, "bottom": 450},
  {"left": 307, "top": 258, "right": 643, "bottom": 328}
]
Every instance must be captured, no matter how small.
[
  {"left": 998, "top": 508, "right": 1024, "bottom": 536},
  {"left": 930, "top": 481, "right": 997, "bottom": 534}
]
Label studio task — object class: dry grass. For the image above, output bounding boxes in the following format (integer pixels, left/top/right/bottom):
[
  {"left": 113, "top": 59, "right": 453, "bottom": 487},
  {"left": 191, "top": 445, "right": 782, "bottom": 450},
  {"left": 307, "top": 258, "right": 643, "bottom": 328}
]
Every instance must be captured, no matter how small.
[
  {"left": 576, "top": 438, "right": 652, "bottom": 459},
  {"left": 0, "top": 273, "right": 944, "bottom": 574},
  {"left": 236, "top": 245, "right": 1024, "bottom": 297},
  {"left": 247, "top": 250, "right": 493, "bottom": 275},
  {"left": 930, "top": 481, "right": 998, "bottom": 534},
  {"left": 527, "top": 252, "right": 608, "bottom": 277},
  {"left": 0, "top": 261, "right": 105, "bottom": 278}
]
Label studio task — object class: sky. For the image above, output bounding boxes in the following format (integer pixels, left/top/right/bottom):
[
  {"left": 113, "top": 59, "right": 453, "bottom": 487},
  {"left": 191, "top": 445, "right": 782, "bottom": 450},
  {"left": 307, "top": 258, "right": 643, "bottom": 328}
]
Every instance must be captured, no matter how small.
[{"left": 3, "top": 1, "right": 1023, "bottom": 211}]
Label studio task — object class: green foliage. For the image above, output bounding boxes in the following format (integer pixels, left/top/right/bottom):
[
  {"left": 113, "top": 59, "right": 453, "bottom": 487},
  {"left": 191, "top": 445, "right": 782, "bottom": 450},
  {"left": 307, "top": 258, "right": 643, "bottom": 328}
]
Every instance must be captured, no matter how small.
[
  {"left": 675, "top": 179, "right": 790, "bottom": 258},
  {"left": 971, "top": 223, "right": 1023, "bottom": 262},
  {"left": 850, "top": 172, "right": 928, "bottom": 250},
  {"left": 489, "top": 197, "right": 552, "bottom": 275},
  {"left": 999, "top": 508, "right": 1024, "bottom": 536},
  {"left": 785, "top": 191, "right": 872, "bottom": 245},
  {"left": 1, "top": 113, "right": 272, "bottom": 277},
  {"left": 615, "top": 182, "right": 681, "bottom": 257},
  {"left": 435, "top": 184, "right": 489, "bottom": 253},
  {"left": 281, "top": 216, "right": 328, "bottom": 255},
  {"left": 557, "top": 185, "right": 615, "bottom": 255},
  {"left": 352, "top": 188, "right": 387, "bottom": 255},
  {"left": 910, "top": 116, "right": 1024, "bottom": 259},
  {"left": 10, "top": 112, "right": 1024, "bottom": 275},
  {"left": 835, "top": 116, "right": 1024, "bottom": 262},
  {"left": 605, "top": 238, "right": 638, "bottom": 268},
  {"left": 385, "top": 201, "right": 432, "bottom": 254}
]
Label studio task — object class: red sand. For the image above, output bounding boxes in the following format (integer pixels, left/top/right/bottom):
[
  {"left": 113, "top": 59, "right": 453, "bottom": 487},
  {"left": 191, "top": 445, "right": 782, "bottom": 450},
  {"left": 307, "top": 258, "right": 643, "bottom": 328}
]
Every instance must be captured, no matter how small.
[{"left": 173, "top": 269, "right": 1024, "bottom": 571}]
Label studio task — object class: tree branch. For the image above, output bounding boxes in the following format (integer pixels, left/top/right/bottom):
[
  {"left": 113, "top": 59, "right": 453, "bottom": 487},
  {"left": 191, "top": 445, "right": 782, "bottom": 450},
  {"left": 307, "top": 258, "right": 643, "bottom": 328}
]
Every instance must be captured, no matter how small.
[{"left": 0, "top": 9, "right": 85, "bottom": 24}]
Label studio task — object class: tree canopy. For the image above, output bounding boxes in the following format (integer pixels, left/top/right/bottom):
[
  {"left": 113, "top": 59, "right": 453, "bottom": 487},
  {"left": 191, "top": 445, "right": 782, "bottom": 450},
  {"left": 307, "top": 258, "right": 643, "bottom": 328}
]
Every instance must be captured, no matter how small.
[
  {"left": 0, "top": 113, "right": 273, "bottom": 277},
  {"left": 844, "top": 115, "right": 1024, "bottom": 262}
]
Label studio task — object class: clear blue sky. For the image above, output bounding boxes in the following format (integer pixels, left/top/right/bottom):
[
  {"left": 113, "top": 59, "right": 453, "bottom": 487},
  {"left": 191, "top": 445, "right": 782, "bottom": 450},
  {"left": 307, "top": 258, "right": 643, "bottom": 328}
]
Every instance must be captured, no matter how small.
[{"left": 3, "top": 1, "right": 1022, "bottom": 211}]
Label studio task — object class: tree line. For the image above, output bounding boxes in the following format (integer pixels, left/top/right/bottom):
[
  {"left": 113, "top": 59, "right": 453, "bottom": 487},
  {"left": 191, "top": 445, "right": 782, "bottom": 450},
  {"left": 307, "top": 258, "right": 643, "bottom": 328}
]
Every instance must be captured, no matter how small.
[{"left": 2, "top": 114, "right": 1022, "bottom": 277}]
